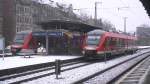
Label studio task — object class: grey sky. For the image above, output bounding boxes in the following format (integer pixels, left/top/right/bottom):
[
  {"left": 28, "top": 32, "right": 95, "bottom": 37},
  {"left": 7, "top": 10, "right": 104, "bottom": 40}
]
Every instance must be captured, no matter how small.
[{"left": 43, "top": 0, "right": 150, "bottom": 32}]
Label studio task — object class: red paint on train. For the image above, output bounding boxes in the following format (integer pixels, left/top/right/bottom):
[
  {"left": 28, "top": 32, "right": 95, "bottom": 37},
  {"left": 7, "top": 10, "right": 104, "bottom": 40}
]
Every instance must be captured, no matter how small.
[
  {"left": 11, "top": 30, "right": 85, "bottom": 55},
  {"left": 82, "top": 30, "right": 137, "bottom": 57}
]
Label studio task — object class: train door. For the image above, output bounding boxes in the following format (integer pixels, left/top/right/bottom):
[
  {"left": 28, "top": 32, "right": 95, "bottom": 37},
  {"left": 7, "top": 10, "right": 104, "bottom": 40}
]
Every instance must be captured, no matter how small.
[
  {"left": 116, "top": 38, "right": 121, "bottom": 50},
  {"left": 104, "top": 37, "right": 110, "bottom": 51},
  {"left": 109, "top": 37, "right": 116, "bottom": 50}
]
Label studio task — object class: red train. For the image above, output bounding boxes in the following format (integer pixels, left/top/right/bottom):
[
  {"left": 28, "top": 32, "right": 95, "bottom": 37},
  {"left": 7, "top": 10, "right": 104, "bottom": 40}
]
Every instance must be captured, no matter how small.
[
  {"left": 11, "top": 29, "right": 137, "bottom": 58},
  {"left": 11, "top": 30, "right": 84, "bottom": 55},
  {"left": 82, "top": 29, "right": 137, "bottom": 58}
]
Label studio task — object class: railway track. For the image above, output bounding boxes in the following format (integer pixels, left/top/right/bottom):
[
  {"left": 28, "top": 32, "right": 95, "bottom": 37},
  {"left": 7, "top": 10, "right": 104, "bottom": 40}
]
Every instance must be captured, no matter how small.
[
  {"left": 0, "top": 57, "right": 81, "bottom": 77},
  {"left": 115, "top": 54, "right": 150, "bottom": 84},
  {"left": 1, "top": 50, "right": 150, "bottom": 84},
  {"left": 73, "top": 51, "right": 150, "bottom": 84},
  {"left": 0, "top": 57, "right": 95, "bottom": 84}
]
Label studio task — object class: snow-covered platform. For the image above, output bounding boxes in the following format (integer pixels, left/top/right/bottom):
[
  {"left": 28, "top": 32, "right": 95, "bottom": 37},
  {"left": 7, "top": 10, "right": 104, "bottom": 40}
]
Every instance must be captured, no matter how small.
[
  {"left": 0, "top": 55, "right": 81, "bottom": 70},
  {"left": 138, "top": 46, "right": 150, "bottom": 49}
]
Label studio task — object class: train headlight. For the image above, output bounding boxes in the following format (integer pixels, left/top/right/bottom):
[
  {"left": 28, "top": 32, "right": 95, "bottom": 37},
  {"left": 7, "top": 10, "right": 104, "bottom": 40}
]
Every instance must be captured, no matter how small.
[
  {"left": 82, "top": 50, "right": 85, "bottom": 54},
  {"left": 11, "top": 48, "right": 16, "bottom": 52},
  {"left": 97, "top": 51, "right": 103, "bottom": 54}
]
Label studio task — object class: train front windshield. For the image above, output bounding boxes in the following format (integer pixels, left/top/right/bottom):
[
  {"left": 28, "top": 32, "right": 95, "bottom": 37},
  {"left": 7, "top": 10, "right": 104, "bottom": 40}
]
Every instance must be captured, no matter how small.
[
  {"left": 14, "top": 33, "right": 28, "bottom": 44},
  {"left": 86, "top": 36, "right": 100, "bottom": 45}
]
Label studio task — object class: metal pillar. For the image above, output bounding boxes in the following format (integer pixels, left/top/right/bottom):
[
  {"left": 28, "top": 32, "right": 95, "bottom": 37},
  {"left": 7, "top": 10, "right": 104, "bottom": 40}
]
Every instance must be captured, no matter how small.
[
  {"left": 94, "top": 2, "right": 97, "bottom": 25},
  {"left": 124, "top": 17, "right": 127, "bottom": 33},
  {"left": 46, "top": 31, "right": 49, "bottom": 55},
  {"left": 94, "top": 2, "right": 102, "bottom": 26},
  {"left": 55, "top": 59, "right": 61, "bottom": 79}
]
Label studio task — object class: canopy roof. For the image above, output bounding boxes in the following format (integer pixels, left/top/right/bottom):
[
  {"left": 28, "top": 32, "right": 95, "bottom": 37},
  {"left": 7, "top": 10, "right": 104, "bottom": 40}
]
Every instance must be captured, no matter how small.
[{"left": 39, "top": 19, "right": 102, "bottom": 33}]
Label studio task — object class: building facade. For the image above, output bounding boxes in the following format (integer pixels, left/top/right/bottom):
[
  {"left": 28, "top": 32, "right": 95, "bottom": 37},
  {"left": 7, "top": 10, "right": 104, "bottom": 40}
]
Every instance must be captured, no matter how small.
[
  {"left": 0, "top": 0, "right": 3, "bottom": 36},
  {"left": 2, "top": 0, "right": 79, "bottom": 45},
  {"left": 3, "top": 0, "right": 16, "bottom": 45},
  {"left": 15, "top": 0, "right": 34, "bottom": 32},
  {"left": 136, "top": 27, "right": 150, "bottom": 46}
]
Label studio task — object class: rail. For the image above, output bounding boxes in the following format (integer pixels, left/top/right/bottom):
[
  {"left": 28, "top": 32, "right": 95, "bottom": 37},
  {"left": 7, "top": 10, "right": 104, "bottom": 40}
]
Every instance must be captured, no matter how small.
[
  {"left": 0, "top": 57, "right": 96, "bottom": 84},
  {"left": 73, "top": 51, "right": 150, "bottom": 84}
]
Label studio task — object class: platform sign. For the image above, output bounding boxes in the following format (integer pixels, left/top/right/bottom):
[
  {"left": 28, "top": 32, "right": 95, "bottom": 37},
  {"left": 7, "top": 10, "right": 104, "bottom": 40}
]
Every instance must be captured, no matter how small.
[
  {"left": 48, "top": 32, "right": 63, "bottom": 36},
  {"left": 0, "top": 38, "right": 5, "bottom": 50},
  {"left": 32, "top": 32, "right": 46, "bottom": 36},
  {"left": 0, "top": 37, "right": 5, "bottom": 60},
  {"left": 32, "top": 32, "right": 63, "bottom": 37}
]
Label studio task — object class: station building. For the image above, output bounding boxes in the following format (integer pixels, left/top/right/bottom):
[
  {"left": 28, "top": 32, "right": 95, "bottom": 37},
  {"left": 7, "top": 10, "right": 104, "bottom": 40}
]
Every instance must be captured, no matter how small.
[
  {"left": 136, "top": 26, "right": 150, "bottom": 45},
  {"left": 0, "top": 0, "right": 3, "bottom": 36},
  {"left": 2, "top": 0, "right": 79, "bottom": 45}
]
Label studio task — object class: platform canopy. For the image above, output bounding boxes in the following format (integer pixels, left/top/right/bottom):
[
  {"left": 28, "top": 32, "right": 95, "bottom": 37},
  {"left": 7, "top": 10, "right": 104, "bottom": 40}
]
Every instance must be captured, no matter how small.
[{"left": 39, "top": 19, "right": 102, "bottom": 33}]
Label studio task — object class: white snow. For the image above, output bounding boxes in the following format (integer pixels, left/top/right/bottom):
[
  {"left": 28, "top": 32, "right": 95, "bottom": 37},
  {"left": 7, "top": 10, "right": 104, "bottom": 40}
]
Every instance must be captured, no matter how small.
[
  {"left": 138, "top": 46, "right": 150, "bottom": 49},
  {"left": 20, "top": 49, "right": 150, "bottom": 84},
  {"left": 1, "top": 48, "right": 150, "bottom": 84},
  {"left": 0, "top": 55, "right": 81, "bottom": 70},
  {"left": 2, "top": 62, "right": 88, "bottom": 84}
]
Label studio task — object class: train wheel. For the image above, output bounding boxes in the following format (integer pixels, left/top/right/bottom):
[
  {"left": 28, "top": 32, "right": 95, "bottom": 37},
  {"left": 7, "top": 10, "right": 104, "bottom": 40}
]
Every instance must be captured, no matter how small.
[{"left": 105, "top": 53, "right": 111, "bottom": 59}]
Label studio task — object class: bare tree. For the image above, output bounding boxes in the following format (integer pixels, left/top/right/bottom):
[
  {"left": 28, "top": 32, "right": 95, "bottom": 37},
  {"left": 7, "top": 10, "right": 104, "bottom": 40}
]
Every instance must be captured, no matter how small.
[{"left": 101, "top": 20, "right": 115, "bottom": 31}]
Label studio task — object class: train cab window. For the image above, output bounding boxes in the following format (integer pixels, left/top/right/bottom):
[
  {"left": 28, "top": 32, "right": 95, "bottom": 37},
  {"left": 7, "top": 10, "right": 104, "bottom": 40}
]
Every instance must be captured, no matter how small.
[
  {"left": 122, "top": 39, "right": 125, "bottom": 47},
  {"left": 86, "top": 36, "right": 100, "bottom": 45},
  {"left": 14, "top": 33, "right": 28, "bottom": 44},
  {"left": 110, "top": 37, "right": 116, "bottom": 46}
]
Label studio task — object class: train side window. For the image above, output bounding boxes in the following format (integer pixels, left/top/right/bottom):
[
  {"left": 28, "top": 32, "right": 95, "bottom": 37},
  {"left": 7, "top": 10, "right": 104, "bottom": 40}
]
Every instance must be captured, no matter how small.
[
  {"left": 111, "top": 37, "right": 116, "bottom": 46},
  {"left": 119, "top": 39, "right": 125, "bottom": 47},
  {"left": 103, "top": 37, "right": 110, "bottom": 50},
  {"left": 118, "top": 39, "right": 121, "bottom": 47},
  {"left": 109, "top": 37, "right": 113, "bottom": 46},
  {"left": 122, "top": 39, "right": 125, "bottom": 47},
  {"left": 104, "top": 38, "right": 107, "bottom": 47}
]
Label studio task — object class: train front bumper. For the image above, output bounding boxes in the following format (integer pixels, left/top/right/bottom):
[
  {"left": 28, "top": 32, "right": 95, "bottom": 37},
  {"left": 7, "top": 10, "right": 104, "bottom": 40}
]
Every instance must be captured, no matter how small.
[{"left": 84, "top": 50, "right": 97, "bottom": 55}]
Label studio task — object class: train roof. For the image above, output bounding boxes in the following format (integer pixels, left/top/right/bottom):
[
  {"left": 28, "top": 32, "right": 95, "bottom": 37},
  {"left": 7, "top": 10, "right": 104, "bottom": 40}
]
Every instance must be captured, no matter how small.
[
  {"left": 87, "top": 29, "right": 106, "bottom": 35},
  {"left": 105, "top": 32, "right": 137, "bottom": 40},
  {"left": 16, "top": 30, "right": 32, "bottom": 34},
  {"left": 16, "top": 29, "right": 74, "bottom": 34},
  {"left": 38, "top": 19, "right": 102, "bottom": 33},
  {"left": 87, "top": 29, "right": 137, "bottom": 40}
]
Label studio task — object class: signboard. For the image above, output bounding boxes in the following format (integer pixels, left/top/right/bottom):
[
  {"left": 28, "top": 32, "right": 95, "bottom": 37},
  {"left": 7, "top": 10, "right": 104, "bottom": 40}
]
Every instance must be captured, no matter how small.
[
  {"left": 32, "top": 32, "right": 46, "bottom": 36},
  {"left": 48, "top": 32, "right": 63, "bottom": 36},
  {"left": 0, "top": 37, "right": 5, "bottom": 50},
  {"left": 32, "top": 31, "right": 63, "bottom": 37},
  {"left": 0, "top": 37, "right": 5, "bottom": 60}
]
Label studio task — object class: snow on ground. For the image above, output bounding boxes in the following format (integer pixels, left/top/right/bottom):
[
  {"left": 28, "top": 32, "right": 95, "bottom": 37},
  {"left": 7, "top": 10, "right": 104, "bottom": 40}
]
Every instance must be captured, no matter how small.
[
  {"left": 0, "top": 55, "right": 81, "bottom": 70},
  {"left": 22, "top": 49, "right": 150, "bottom": 84},
  {"left": 138, "top": 46, "right": 150, "bottom": 49}
]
